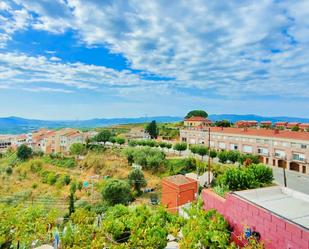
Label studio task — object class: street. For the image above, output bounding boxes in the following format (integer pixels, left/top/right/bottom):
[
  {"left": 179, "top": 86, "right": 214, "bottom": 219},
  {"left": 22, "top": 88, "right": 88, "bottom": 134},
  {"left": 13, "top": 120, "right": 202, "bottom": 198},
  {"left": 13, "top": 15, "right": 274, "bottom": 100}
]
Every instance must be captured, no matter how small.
[{"left": 272, "top": 167, "right": 309, "bottom": 195}]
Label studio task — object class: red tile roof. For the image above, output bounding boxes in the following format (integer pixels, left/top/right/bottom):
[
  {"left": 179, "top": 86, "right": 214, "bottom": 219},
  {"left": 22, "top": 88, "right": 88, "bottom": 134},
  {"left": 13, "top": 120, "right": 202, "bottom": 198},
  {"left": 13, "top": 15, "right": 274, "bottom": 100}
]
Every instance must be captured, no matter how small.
[
  {"left": 185, "top": 116, "right": 211, "bottom": 122},
  {"left": 209, "top": 127, "right": 309, "bottom": 141}
]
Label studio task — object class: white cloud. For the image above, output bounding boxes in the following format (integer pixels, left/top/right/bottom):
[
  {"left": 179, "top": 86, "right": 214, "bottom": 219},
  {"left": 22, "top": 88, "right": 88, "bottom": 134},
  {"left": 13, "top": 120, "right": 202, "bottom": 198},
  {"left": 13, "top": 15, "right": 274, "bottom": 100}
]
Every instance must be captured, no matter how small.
[{"left": 1, "top": 0, "right": 309, "bottom": 99}]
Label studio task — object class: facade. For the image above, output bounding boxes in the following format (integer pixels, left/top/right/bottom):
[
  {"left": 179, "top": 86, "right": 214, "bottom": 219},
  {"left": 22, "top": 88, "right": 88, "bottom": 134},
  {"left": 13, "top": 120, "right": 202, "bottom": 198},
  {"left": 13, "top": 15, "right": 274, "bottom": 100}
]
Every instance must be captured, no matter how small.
[
  {"left": 31, "top": 128, "right": 85, "bottom": 154},
  {"left": 183, "top": 116, "right": 212, "bottom": 127},
  {"left": 162, "top": 174, "right": 198, "bottom": 213},
  {"left": 0, "top": 135, "right": 15, "bottom": 152},
  {"left": 180, "top": 127, "right": 309, "bottom": 174},
  {"left": 126, "top": 127, "right": 150, "bottom": 140}
]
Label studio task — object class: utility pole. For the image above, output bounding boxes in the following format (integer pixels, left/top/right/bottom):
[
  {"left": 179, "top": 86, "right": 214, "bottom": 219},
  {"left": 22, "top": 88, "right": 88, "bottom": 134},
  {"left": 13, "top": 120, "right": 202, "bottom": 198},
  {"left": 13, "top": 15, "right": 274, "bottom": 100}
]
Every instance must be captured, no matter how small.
[
  {"left": 283, "top": 166, "right": 287, "bottom": 187},
  {"left": 208, "top": 127, "right": 211, "bottom": 188}
]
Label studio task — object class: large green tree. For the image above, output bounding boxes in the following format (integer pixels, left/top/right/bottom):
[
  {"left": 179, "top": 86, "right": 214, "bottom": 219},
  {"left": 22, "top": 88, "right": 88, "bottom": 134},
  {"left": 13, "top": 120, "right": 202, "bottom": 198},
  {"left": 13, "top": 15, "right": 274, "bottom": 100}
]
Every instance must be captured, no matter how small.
[
  {"left": 95, "top": 130, "right": 112, "bottom": 144},
  {"left": 185, "top": 110, "right": 208, "bottom": 119},
  {"left": 128, "top": 169, "right": 147, "bottom": 195},
  {"left": 101, "top": 179, "right": 132, "bottom": 206},
  {"left": 215, "top": 120, "right": 231, "bottom": 127},
  {"left": 173, "top": 142, "right": 187, "bottom": 155},
  {"left": 145, "top": 120, "right": 159, "bottom": 139},
  {"left": 16, "top": 144, "right": 32, "bottom": 161}
]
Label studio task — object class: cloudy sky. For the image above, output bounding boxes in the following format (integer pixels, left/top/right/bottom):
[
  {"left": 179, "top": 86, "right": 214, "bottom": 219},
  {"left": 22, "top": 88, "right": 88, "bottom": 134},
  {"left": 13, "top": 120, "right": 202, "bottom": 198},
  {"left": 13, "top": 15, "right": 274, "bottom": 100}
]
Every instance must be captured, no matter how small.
[{"left": 0, "top": 0, "right": 308, "bottom": 119}]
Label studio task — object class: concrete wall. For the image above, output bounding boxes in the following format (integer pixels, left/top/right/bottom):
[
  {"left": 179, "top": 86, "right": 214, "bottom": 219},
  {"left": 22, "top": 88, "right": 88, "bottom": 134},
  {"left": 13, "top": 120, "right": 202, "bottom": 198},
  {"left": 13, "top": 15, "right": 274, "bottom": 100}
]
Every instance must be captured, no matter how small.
[{"left": 202, "top": 189, "right": 309, "bottom": 249}]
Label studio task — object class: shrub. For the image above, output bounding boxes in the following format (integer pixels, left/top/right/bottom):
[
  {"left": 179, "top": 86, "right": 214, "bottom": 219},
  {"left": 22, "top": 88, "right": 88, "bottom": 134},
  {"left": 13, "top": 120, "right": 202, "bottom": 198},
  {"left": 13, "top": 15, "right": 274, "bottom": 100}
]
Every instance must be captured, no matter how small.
[
  {"left": 47, "top": 172, "right": 57, "bottom": 185},
  {"left": 248, "top": 164, "right": 273, "bottom": 185},
  {"left": 101, "top": 179, "right": 132, "bottom": 206},
  {"left": 17, "top": 145, "right": 32, "bottom": 161},
  {"left": 219, "top": 164, "right": 273, "bottom": 191},
  {"left": 60, "top": 174, "right": 71, "bottom": 186},
  {"left": 213, "top": 185, "right": 229, "bottom": 197},
  {"left": 29, "top": 160, "right": 43, "bottom": 173},
  {"left": 5, "top": 166, "right": 13, "bottom": 175},
  {"left": 128, "top": 169, "right": 147, "bottom": 195},
  {"left": 115, "top": 137, "right": 125, "bottom": 145}
]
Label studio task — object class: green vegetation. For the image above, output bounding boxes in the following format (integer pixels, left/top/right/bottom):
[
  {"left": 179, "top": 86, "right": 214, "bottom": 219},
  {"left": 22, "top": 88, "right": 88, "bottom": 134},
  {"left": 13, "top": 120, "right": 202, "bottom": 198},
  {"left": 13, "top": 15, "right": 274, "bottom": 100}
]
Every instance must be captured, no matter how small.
[
  {"left": 218, "top": 164, "right": 273, "bottom": 191},
  {"left": 128, "top": 169, "right": 147, "bottom": 195},
  {"left": 42, "top": 154, "right": 76, "bottom": 168},
  {"left": 16, "top": 144, "right": 32, "bottom": 161},
  {"left": 173, "top": 142, "right": 187, "bottom": 155},
  {"left": 123, "top": 147, "right": 165, "bottom": 172},
  {"left": 101, "top": 179, "right": 132, "bottom": 206},
  {"left": 70, "top": 143, "right": 86, "bottom": 156},
  {"left": 217, "top": 150, "right": 260, "bottom": 165},
  {"left": 145, "top": 120, "right": 159, "bottom": 139},
  {"left": 185, "top": 110, "right": 208, "bottom": 118},
  {"left": 190, "top": 145, "right": 208, "bottom": 159},
  {"left": 291, "top": 126, "right": 300, "bottom": 131},
  {"left": 180, "top": 202, "right": 231, "bottom": 248},
  {"left": 94, "top": 129, "right": 112, "bottom": 144},
  {"left": 214, "top": 120, "right": 232, "bottom": 127}
]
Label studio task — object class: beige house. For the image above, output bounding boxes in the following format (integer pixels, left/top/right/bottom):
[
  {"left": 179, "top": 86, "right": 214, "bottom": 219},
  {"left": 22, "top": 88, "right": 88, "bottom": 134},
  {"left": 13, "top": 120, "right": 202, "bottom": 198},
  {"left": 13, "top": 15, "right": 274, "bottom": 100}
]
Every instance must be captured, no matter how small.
[
  {"left": 180, "top": 126, "right": 309, "bottom": 174},
  {"left": 183, "top": 116, "right": 212, "bottom": 128}
]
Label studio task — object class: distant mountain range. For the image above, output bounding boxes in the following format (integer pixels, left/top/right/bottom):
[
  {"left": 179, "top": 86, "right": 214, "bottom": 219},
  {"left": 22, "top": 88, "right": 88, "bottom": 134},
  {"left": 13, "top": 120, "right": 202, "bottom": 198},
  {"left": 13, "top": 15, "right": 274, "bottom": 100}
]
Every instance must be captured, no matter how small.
[{"left": 0, "top": 114, "right": 308, "bottom": 134}]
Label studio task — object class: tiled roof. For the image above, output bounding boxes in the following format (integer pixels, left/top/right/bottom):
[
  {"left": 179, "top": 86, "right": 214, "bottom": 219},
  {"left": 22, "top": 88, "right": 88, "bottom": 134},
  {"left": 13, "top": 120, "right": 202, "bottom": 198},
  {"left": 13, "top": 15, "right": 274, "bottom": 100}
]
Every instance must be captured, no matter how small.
[
  {"left": 209, "top": 127, "right": 309, "bottom": 141},
  {"left": 164, "top": 175, "right": 196, "bottom": 185},
  {"left": 185, "top": 116, "right": 211, "bottom": 122},
  {"left": 260, "top": 121, "right": 272, "bottom": 124}
]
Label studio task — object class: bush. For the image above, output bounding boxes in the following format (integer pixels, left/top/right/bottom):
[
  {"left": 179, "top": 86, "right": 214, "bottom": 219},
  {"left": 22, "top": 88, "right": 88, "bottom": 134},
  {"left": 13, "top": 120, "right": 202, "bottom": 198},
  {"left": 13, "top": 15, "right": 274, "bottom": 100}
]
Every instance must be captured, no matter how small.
[
  {"left": 29, "top": 160, "right": 43, "bottom": 173},
  {"left": 60, "top": 174, "right": 71, "bottom": 186},
  {"left": 248, "top": 164, "right": 273, "bottom": 185},
  {"left": 17, "top": 145, "right": 32, "bottom": 161},
  {"left": 101, "top": 179, "right": 132, "bottom": 206},
  {"left": 115, "top": 137, "right": 125, "bottom": 145},
  {"left": 47, "top": 172, "right": 57, "bottom": 185},
  {"left": 218, "top": 164, "right": 273, "bottom": 191},
  {"left": 213, "top": 185, "right": 229, "bottom": 197},
  {"left": 128, "top": 169, "right": 147, "bottom": 195},
  {"left": 5, "top": 166, "right": 13, "bottom": 175}
]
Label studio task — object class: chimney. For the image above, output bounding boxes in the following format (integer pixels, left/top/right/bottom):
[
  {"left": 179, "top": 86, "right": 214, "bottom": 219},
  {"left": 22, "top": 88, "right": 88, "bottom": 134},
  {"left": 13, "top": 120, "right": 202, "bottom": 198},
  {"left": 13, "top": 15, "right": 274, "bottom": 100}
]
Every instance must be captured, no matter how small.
[{"left": 274, "top": 129, "right": 279, "bottom": 134}]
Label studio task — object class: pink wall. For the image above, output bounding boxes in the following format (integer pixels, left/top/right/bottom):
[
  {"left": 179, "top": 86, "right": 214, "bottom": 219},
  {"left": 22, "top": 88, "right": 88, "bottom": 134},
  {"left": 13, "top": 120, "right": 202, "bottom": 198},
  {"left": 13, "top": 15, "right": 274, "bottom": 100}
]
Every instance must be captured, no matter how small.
[{"left": 202, "top": 189, "right": 309, "bottom": 249}]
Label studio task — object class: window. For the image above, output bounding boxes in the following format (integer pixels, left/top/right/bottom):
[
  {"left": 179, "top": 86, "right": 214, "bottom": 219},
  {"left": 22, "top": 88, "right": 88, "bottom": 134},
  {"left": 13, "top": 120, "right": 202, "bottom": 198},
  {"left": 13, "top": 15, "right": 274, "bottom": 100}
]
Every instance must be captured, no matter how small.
[
  {"left": 274, "top": 150, "right": 285, "bottom": 158},
  {"left": 243, "top": 145, "right": 253, "bottom": 153},
  {"left": 219, "top": 142, "right": 226, "bottom": 149},
  {"left": 230, "top": 144, "right": 238, "bottom": 150},
  {"left": 258, "top": 147, "right": 268, "bottom": 155},
  {"left": 292, "top": 153, "right": 305, "bottom": 162},
  {"left": 301, "top": 144, "right": 307, "bottom": 149}
]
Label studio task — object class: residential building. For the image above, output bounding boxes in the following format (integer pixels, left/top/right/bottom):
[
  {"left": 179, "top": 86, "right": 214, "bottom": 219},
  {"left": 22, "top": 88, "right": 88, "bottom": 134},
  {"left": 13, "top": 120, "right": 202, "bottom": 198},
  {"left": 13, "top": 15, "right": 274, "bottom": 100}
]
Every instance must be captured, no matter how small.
[
  {"left": 260, "top": 121, "right": 272, "bottom": 128},
  {"left": 287, "top": 122, "right": 300, "bottom": 129},
  {"left": 183, "top": 116, "right": 212, "bottom": 127},
  {"left": 180, "top": 126, "right": 309, "bottom": 174},
  {"left": 235, "top": 120, "right": 258, "bottom": 128},
  {"left": 126, "top": 127, "right": 150, "bottom": 140},
  {"left": 0, "top": 135, "right": 15, "bottom": 152},
  {"left": 162, "top": 174, "right": 198, "bottom": 213},
  {"left": 275, "top": 121, "right": 288, "bottom": 129}
]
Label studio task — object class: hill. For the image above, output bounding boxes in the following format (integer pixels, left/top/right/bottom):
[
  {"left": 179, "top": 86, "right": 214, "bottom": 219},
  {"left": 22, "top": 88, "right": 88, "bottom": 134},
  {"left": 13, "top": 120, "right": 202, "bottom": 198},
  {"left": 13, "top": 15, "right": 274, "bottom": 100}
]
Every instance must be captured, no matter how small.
[{"left": 0, "top": 114, "right": 308, "bottom": 134}]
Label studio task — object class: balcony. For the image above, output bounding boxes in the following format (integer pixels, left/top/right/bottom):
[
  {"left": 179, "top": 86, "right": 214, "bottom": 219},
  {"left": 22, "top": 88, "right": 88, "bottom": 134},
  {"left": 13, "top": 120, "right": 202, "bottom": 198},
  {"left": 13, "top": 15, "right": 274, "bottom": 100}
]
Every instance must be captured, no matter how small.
[
  {"left": 273, "top": 153, "right": 286, "bottom": 159},
  {"left": 292, "top": 155, "right": 306, "bottom": 163}
]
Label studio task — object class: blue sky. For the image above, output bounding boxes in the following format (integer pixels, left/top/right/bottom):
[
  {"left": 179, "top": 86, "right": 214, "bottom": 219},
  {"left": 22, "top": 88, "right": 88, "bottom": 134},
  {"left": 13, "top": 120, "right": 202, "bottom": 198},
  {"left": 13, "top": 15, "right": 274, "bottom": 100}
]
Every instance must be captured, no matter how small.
[{"left": 0, "top": 0, "right": 308, "bottom": 119}]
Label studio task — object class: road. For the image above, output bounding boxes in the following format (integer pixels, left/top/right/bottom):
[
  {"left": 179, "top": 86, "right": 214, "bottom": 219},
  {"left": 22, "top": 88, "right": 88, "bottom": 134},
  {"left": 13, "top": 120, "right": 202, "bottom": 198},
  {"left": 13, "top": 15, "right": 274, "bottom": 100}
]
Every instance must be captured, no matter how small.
[{"left": 271, "top": 167, "right": 309, "bottom": 195}]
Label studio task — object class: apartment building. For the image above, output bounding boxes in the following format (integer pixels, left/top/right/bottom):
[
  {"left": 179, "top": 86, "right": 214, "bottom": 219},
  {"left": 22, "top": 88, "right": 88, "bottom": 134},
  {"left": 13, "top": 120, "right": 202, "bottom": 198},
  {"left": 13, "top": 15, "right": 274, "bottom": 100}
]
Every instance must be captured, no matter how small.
[
  {"left": 184, "top": 116, "right": 212, "bottom": 127},
  {"left": 180, "top": 126, "right": 309, "bottom": 174},
  {"left": 0, "top": 135, "right": 15, "bottom": 152},
  {"left": 31, "top": 128, "right": 84, "bottom": 154}
]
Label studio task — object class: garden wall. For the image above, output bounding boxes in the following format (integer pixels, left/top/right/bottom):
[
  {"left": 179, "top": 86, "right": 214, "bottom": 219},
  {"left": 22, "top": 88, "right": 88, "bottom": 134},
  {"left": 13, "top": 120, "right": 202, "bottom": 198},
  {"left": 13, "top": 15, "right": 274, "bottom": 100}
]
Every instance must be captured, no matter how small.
[{"left": 202, "top": 189, "right": 309, "bottom": 249}]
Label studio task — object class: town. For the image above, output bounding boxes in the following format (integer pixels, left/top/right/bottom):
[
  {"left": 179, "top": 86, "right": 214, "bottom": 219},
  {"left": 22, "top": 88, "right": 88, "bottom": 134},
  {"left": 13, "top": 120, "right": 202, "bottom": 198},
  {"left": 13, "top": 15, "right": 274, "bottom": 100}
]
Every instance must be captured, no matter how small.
[{"left": 0, "top": 110, "right": 308, "bottom": 249}]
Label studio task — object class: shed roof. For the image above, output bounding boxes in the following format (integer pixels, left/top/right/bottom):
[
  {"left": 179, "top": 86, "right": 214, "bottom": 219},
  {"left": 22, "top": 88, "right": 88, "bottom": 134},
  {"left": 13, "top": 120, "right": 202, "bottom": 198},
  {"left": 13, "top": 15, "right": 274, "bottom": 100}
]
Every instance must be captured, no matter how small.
[
  {"left": 164, "top": 174, "right": 196, "bottom": 186},
  {"left": 234, "top": 186, "right": 309, "bottom": 229}
]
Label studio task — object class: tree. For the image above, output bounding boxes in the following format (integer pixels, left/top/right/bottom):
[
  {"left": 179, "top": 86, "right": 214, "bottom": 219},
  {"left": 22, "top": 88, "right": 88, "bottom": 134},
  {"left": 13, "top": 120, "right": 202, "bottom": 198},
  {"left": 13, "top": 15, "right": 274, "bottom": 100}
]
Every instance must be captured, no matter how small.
[
  {"left": 209, "top": 150, "right": 217, "bottom": 159},
  {"left": 291, "top": 126, "right": 299, "bottom": 131},
  {"left": 109, "top": 137, "right": 116, "bottom": 145},
  {"left": 69, "top": 192, "right": 75, "bottom": 216},
  {"left": 128, "top": 169, "right": 147, "bottom": 195},
  {"left": 215, "top": 120, "right": 231, "bottom": 127},
  {"left": 16, "top": 144, "right": 32, "bottom": 161},
  {"left": 185, "top": 110, "right": 208, "bottom": 119},
  {"left": 115, "top": 137, "right": 125, "bottom": 145},
  {"left": 101, "top": 179, "right": 132, "bottom": 206},
  {"left": 197, "top": 146, "right": 208, "bottom": 160},
  {"left": 145, "top": 120, "right": 159, "bottom": 139},
  {"left": 173, "top": 142, "right": 187, "bottom": 156},
  {"left": 95, "top": 130, "right": 112, "bottom": 144},
  {"left": 70, "top": 143, "right": 86, "bottom": 156}
]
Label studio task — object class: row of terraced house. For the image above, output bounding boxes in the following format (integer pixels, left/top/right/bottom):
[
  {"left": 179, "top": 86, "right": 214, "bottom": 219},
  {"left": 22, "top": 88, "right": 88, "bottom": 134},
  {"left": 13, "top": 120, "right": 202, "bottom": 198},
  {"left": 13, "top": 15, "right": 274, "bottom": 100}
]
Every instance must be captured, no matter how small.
[
  {"left": 180, "top": 116, "right": 309, "bottom": 174},
  {"left": 0, "top": 128, "right": 96, "bottom": 154}
]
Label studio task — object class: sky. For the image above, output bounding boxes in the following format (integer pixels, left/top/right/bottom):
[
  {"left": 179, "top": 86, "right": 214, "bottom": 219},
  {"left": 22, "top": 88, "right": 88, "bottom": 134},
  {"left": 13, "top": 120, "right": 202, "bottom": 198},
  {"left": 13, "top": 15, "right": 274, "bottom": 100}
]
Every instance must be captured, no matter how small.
[{"left": 0, "top": 0, "right": 308, "bottom": 120}]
